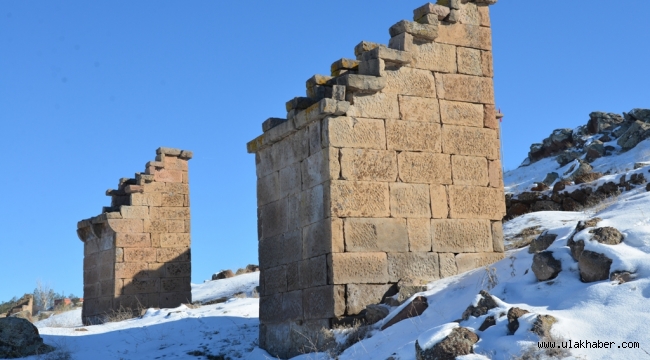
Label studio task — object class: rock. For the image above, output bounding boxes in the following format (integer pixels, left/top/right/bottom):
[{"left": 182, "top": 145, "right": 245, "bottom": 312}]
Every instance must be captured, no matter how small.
[
  {"left": 365, "top": 304, "right": 390, "bottom": 325},
  {"left": 531, "top": 251, "right": 562, "bottom": 281},
  {"left": 0, "top": 317, "right": 54, "bottom": 358},
  {"left": 478, "top": 316, "right": 496, "bottom": 331},
  {"left": 531, "top": 315, "right": 557, "bottom": 338},
  {"left": 397, "top": 279, "right": 428, "bottom": 304},
  {"left": 617, "top": 120, "right": 650, "bottom": 151},
  {"left": 530, "top": 182, "right": 549, "bottom": 192},
  {"left": 585, "top": 141, "right": 604, "bottom": 162},
  {"left": 555, "top": 150, "right": 582, "bottom": 167},
  {"left": 567, "top": 218, "right": 601, "bottom": 261},
  {"left": 612, "top": 121, "right": 633, "bottom": 138},
  {"left": 587, "top": 112, "right": 625, "bottom": 134},
  {"left": 568, "top": 189, "right": 588, "bottom": 204},
  {"left": 579, "top": 250, "right": 612, "bottom": 282},
  {"left": 415, "top": 327, "right": 479, "bottom": 360},
  {"left": 628, "top": 108, "right": 650, "bottom": 122},
  {"left": 528, "top": 233, "right": 558, "bottom": 253},
  {"left": 505, "top": 203, "right": 529, "bottom": 220},
  {"left": 461, "top": 290, "right": 498, "bottom": 320},
  {"left": 381, "top": 296, "right": 428, "bottom": 330},
  {"left": 590, "top": 227, "right": 623, "bottom": 245},
  {"left": 235, "top": 264, "right": 260, "bottom": 275},
  {"left": 597, "top": 181, "right": 619, "bottom": 195},
  {"left": 562, "top": 197, "right": 580, "bottom": 211},
  {"left": 575, "top": 172, "right": 603, "bottom": 184},
  {"left": 565, "top": 161, "right": 593, "bottom": 182},
  {"left": 610, "top": 271, "right": 633, "bottom": 284},
  {"left": 553, "top": 180, "right": 572, "bottom": 193},
  {"left": 507, "top": 307, "right": 530, "bottom": 335},
  {"left": 647, "top": 183, "right": 650, "bottom": 192},
  {"left": 212, "top": 269, "right": 235, "bottom": 280},
  {"left": 599, "top": 133, "right": 612, "bottom": 142},
  {"left": 630, "top": 173, "right": 646, "bottom": 185},
  {"left": 531, "top": 200, "right": 561, "bottom": 212},
  {"left": 516, "top": 192, "right": 543, "bottom": 204},
  {"left": 542, "top": 172, "right": 559, "bottom": 186},
  {"left": 9, "top": 311, "right": 32, "bottom": 322}
]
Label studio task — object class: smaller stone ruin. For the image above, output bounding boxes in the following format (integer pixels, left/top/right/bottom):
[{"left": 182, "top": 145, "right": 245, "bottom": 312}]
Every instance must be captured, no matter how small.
[{"left": 77, "top": 147, "right": 193, "bottom": 324}]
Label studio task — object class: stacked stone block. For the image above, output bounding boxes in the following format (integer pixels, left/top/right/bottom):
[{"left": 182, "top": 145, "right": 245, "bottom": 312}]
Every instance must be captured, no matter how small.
[
  {"left": 247, "top": 1, "right": 504, "bottom": 357},
  {"left": 77, "top": 147, "right": 192, "bottom": 325}
]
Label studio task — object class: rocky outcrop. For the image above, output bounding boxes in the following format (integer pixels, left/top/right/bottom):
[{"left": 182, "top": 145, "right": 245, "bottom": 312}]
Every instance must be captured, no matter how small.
[
  {"left": 415, "top": 327, "right": 479, "bottom": 360},
  {"left": 567, "top": 218, "right": 601, "bottom": 261},
  {"left": 579, "top": 250, "right": 613, "bottom": 283},
  {"left": 212, "top": 269, "right": 235, "bottom": 280},
  {"left": 531, "top": 315, "right": 557, "bottom": 338},
  {"left": 528, "top": 232, "right": 557, "bottom": 253},
  {"left": 507, "top": 307, "right": 530, "bottom": 335},
  {"left": 0, "top": 317, "right": 54, "bottom": 358},
  {"left": 381, "top": 296, "right": 428, "bottom": 330},
  {"left": 461, "top": 290, "right": 498, "bottom": 320}
]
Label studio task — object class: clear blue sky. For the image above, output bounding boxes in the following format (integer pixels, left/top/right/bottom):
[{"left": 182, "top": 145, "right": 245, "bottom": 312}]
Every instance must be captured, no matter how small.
[{"left": 1, "top": 1, "right": 648, "bottom": 302}]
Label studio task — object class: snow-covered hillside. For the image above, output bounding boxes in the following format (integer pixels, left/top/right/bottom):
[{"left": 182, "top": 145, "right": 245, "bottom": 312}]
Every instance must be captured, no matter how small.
[{"left": 18, "top": 111, "right": 650, "bottom": 359}]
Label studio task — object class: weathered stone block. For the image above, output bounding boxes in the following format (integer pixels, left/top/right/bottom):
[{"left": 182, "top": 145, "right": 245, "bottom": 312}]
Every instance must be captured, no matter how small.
[
  {"left": 435, "top": 73, "right": 494, "bottom": 104},
  {"left": 165, "top": 262, "right": 191, "bottom": 278},
  {"left": 144, "top": 219, "right": 185, "bottom": 233},
  {"left": 387, "top": 252, "right": 439, "bottom": 282},
  {"left": 257, "top": 172, "right": 279, "bottom": 207},
  {"left": 344, "top": 218, "right": 408, "bottom": 252},
  {"left": 346, "top": 284, "right": 393, "bottom": 315},
  {"left": 161, "top": 277, "right": 191, "bottom": 293},
  {"left": 413, "top": 3, "right": 450, "bottom": 21},
  {"left": 481, "top": 50, "right": 493, "bottom": 77},
  {"left": 119, "top": 206, "right": 149, "bottom": 219},
  {"left": 398, "top": 95, "right": 440, "bottom": 122},
  {"left": 439, "top": 253, "right": 458, "bottom": 278},
  {"left": 270, "top": 129, "right": 309, "bottom": 172},
  {"left": 115, "top": 247, "right": 124, "bottom": 262},
  {"left": 390, "top": 183, "right": 431, "bottom": 218},
  {"left": 389, "top": 20, "right": 438, "bottom": 41},
  {"left": 478, "top": 6, "right": 491, "bottom": 27},
  {"left": 442, "top": 125, "right": 499, "bottom": 159},
  {"left": 436, "top": 23, "right": 491, "bottom": 51},
  {"left": 411, "top": 42, "right": 457, "bottom": 73},
  {"left": 388, "top": 32, "right": 414, "bottom": 53},
  {"left": 286, "top": 262, "right": 300, "bottom": 292},
  {"left": 455, "top": 253, "right": 504, "bottom": 274},
  {"left": 300, "top": 184, "right": 327, "bottom": 226},
  {"left": 457, "top": 47, "right": 482, "bottom": 76},
  {"left": 408, "top": 218, "right": 432, "bottom": 252},
  {"left": 303, "top": 285, "right": 345, "bottom": 319},
  {"left": 430, "top": 184, "right": 449, "bottom": 219},
  {"left": 452, "top": 155, "right": 489, "bottom": 186},
  {"left": 294, "top": 99, "right": 350, "bottom": 130},
  {"left": 328, "top": 252, "right": 388, "bottom": 284},
  {"left": 302, "top": 148, "right": 339, "bottom": 190},
  {"left": 299, "top": 255, "right": 327, "bottom": 289},
  {"left": 259, "top": 294, "right": 283, "bottom": 323},
  {"left": 156, "top": 247, "right": 190, "bottom": 263},
  {"left": 123, "top": 248, "right": 156, "bottom": 263},
  {"left": 449, "top": 185, "right": 505, "bottom": 220},
  {"left": 354, "top": 41, "right": 381, "bottom": 57},
  {"left": 360, "top": 46, "right": 412, "bottom": 64},
  {"left": 340, "top": 149, "right": 398, "bottom": 182},
  {"left": 334, "top": 73, "right": 386, "bottom": 93},
  {"left": 358, "top": 58, "right": 385, "bottom": 77},
  {"left": 153, "top": 169, "right": 183, "bottom": 183},
  {"left": 123, "top": 278, "right": 160, "bottom": 295},
  {"left": 115, "top": 233, "right": 151, "bottom": 248},
  {"left": 398, "top": 152, "right": 451, "bottom": 184},
  {"left": 457, "top": 2, "right": 480, "bottom": 26},
  {"left": 160, "top": 193, "right": 184, "bottom": 207},
  {"left": 330, "top": 180, "right": 390, "bottom": 218},
  {"left": 432, "top": 219, "right": 492, "bottom": 253},
  {"left": 347, "top": 93, "right": 400, "bottom": 120},
  {"left": 130, "top": 193, "right": 162, "bottom": 206},
  {"left": 383, "top": 67, "right": 437, "bottom": 98},
  {"left": 281, "top": 290, "right": 303, "bottom": 321},
  {"left": 115, "top": 262, "right": 147, "bottom": 279},
  {"left": 323, "top": 117, "right": 386, "bottom": 150},
  {"left": 106, "top": 219, "right": 144, "bottom": 233},
  {"left": 263, "top": 265, "right": 287, "bottom": 295},
  {"left": 440, "top": 100, "right": 484, "bottom": 127},
  {"left": 488, "top": 160, "right": 503, "bottom": 188},
  {"left": 149, "top": 207, "right": 190, "bottom": 220},
  {"left": 308, "top": 121, "right": 322, "bottom": 155},
  {"left": 279, "top": 162, "right": 301, "bottom": 199},
  {"left": 492, "top": 221, "right": 504, "bottom": 253},
  {"left": 303, "top": 218, "right": 344, "bottom": 258},
  {"left": 260, "top": 199, "right": 288, "bottom": 238},
  {"left": 386, "top": 120, "right": 441, "bottom": 152}
]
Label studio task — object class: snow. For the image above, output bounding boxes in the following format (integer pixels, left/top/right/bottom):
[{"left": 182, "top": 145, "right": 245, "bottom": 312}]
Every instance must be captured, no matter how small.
[{"left": 12, "top": 147, "right": 650, "bottom": 359}]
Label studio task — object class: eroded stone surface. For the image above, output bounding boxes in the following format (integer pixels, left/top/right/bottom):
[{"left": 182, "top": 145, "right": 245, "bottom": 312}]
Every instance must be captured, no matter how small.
[{"left": 432, "top": 219, "right": 492, "bottom": 253}]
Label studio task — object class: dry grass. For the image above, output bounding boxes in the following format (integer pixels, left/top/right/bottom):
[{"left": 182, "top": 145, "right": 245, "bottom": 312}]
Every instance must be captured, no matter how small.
[
  {"left": 506, "top": 225, "right": 543, "bottom": 250},
  {"left": 510, "top": 333, "right": 580, "bottom": 360}
]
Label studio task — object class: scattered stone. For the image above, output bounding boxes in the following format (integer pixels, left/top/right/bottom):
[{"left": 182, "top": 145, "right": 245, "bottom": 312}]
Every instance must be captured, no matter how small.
[
  {"left": 461, "top": 290, "right": 498, "bottom": 321},
  {"left": 397, "top": 279, "right": 428, "bottom": 304},
  {"left": 530, "top": 182, "right": 549, "bottom": 192},
  {"left": 415, "top": 327, "right": 479, "bottom": 360},
  {"left": 212, "top": 270, "right": 235, "bottom": 280},
  {"left": 627, "top": 108, "right": 650, "bottom": 122},
  {"left": 585, "top": 141, "right": 605, "bottom": 162},
  {"left": 478, "top": 316, "right": 496, "bottom": 331},
  {"left": 531, "top": 200, "right": 561, "bottom": 212},
  {"left": 579, "top": 250, "right": 613, "bottom": 283},
  {"left": 555, "top": 151, "right": 582, "bottom": 167},
  {"left": 565, "top": 161, "right": 593, "bottom": 182},
  {"left": 542, "top": 172, "right": 559, "bottom": 186},
  {"left": 617, "top": 121, "right": 650, "bottom": 151},
  {"left": 507, "top": 307, "right": 530, "bottom": 335},
  {"left": 531, "top": 314, "right": 557, "bottom": 338},
  {"left": 610, "top": 271, "right": 634, "bottom": 284},
  {"left": 553, "top": 180, "right": 572, "bottom": 193},
  {"left": 562, "top": 197, "right": 580, "bottom": 211},
  {"left": 590, "top": 227, "right": 624, "bottom": 245},
  {"left": 0, "top": 317, "right": 55, "bottom": 358},
  {"left": 381, "top": 296, "right": 428, "bottom": 330},
  {"left": 531, "top": 251, "right": 562, "bottom": 281},
  {"left": 567, "top": 218, "right": 601, "bottom": 261},
  {"left": 528, "top": 233, "right": 558, "bottom": 253},
  {"left": 574, "top": 172, "right": 603, "bottom": 184},
  {"left": 587, "top": 112, "right": 625, "bottom": 134},
  {"left": 365, "top": 304, "right": 390, "bottom": 325}
]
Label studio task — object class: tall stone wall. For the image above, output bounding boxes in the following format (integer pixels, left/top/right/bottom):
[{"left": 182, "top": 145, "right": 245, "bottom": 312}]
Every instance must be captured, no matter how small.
[
  {"left": 247, "top": 1, "right": 504, "bottom": 357},
  {"left": 77, "top": 147, "right": 193, "bottom": 325}
]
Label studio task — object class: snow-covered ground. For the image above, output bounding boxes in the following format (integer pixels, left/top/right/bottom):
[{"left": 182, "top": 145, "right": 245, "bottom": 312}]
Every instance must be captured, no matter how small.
[{"left": 14, "top": 146, "right": 650, "bottom": 359}]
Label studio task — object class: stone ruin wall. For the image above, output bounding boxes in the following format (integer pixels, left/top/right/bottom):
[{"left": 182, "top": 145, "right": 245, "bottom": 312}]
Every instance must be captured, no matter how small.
[
  {"left": 77, "top": 147, "right": 193, "bottom": 324},
  {"left": 247, "top": 0, "right": 505, "bottom": 357}
]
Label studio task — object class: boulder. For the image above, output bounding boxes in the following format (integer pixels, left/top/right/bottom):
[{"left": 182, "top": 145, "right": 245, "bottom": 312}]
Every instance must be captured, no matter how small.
[
  {"left": 531, "top": 200, "right": 561, "bottom": 212},
  {"left": 531, "top": 251, "right": 562, "bottom": 281},
  {"left": 579, "top": 250, "right": 612, "bottom": 282},
  {"left": 630, "top": 173, "right": 646, "bottom": 185},
  {"left": 575, "top": 172, "right": 603, "bottom": 185},
  {"left": 565, "top": 161, "right": 593, "bottom": 182},
  {"left": 562, "top": 197, "right": 580, "bottom": 211},
  {"left": 610, "top": 271, "right": 633, "bottom": 284},
  {"left": 568, "top": 188, "right": 589, "bottom": 203},
  {"left": 590, "top": 227, "right": 623, "bottom": 245},
  {"left": 381, "top": 296, "right": 428, "bottom": 330},
  {"left": 587, "top": 112, "right": 625, "bottom": 134},
  {"left": 555, "top": 151, "right": 582, "bottom": 167},
  {"left": 567, "top": 218, "right": 601, "bottom": 261},
  {"left": 397, "top": 279, "right": 428, "bottom": 304},
  {"left": 212, "top": 269, "right": 235, "bottom": 280},
  {"left": 478, "top": 315, "right": 496, "bottom": 331},
  {"left": 530, "top": 182, "right": 549, "bottom": 192},
  {"left": 505, "top": 203, "right": 529, "bottom": 220},
  {"left": 531, "top": 315, "right": 557, "bottom": 338},
  {"left": 365, "top": 304, "right": 390, "bottom": 325},
  {"left": 0, "top": 317, "right": 54, "bottom": 358},
  {"left": 628, "top": 108, "right": 650, "bottom": 122},
  {"left": 415, "top": 327, "right": 479, "bottom": 360},
  {"left": 552, "top": 180, "right": 572, "bottom": 193},
  {"left": 507, "top": 307, "right": 530, "bottom": 335},
  {"left": 617, "top": 120, "right": 650, "bottom": 151},
  {"left": 528, "top": 233, "right": 558, "bottom": 253},
  {"left": 542, "top": 172, "right": 559, "bottom": 186},
  {"left": 585, "top": 141, "right": 604, "bottom": 162},
  {"left": 461, "top": 290, "right": 498, "bottom": 321}
]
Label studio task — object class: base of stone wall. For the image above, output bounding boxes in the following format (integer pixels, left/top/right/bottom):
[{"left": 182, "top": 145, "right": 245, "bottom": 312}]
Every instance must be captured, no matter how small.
[{"left": 260, "top": 319, "right": 333, "bottom": 359}]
